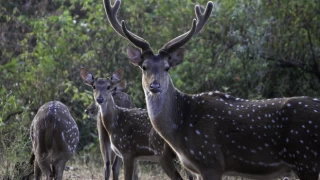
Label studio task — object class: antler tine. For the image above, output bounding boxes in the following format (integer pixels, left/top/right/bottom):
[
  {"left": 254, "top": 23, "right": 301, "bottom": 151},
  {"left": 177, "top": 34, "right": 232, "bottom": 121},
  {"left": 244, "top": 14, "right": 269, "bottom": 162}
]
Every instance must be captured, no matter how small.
[
  {"left": 160, "top": 1, "right": 214, "bottom": 54},
  {"left": 103, "top": 0, "right": 123, "bottom": 37},
  {"left": 194, "top": 1, "right": 214, "bottom": 35},
  {"left": 121, "top": 21, "right": 152, "bottom": 52},
  {"left": 103, "top": 0, "right": 151, "bottom": 52},
  {"left": 160, "top": 19, "right": 197, "bottom": 54}
]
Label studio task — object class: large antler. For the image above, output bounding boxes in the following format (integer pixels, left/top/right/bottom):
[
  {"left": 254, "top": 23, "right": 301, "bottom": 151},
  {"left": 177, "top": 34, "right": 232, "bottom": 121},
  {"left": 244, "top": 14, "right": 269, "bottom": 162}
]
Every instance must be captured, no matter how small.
[
  {"left": 159, "top": 1, "right": 214, "bottom": 54},
  {"left": 103, "top": 0, "right": 151, "bottom": 52}
]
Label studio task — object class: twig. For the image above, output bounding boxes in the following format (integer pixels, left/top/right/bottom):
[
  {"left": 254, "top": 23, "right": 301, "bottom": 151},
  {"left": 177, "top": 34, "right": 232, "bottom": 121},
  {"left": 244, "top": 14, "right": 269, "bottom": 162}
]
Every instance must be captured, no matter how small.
[{"left": 4, "top": 108, "right": 38, "bottom": 123}]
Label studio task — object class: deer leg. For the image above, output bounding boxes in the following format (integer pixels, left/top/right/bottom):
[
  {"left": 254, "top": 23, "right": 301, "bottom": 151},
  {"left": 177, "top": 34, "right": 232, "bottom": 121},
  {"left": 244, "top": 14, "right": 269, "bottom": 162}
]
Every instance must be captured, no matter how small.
[
  {"left": 38, "top": 157, "right": 52, "bottom": 180},
  {"left": 123, "top": 155, "right": 135, "bottom": 180},
  {"left": 36, "top": 151, "right": 52, "bottom": 179},
  {"left": 159, "top": 143, "right": 183, "bottom": 180},
  {"left": 184, "top": 169, "right": 196, "bottom": 180},
  {"left": 132, "top": 160, "right": 139, "bottom": 180},
  {"left": 111, "top": 154, "right": 139, "bottom": 180},
  {"left": 196, "top": 174, "right": 202, "bottom": 180},
  {"left": 34, "top": 129, "right": 53, "bottom": 179},
  {"left": 52, "top": 159, "right": 67, "bottom": 180},
  {"left": 34, "top": 160, "right": 42, "bottom": 180},
  {"left": 111, "top": 153, "right": 122, "bottom": 180},
  {"left": 97, "top": 118, "right": 112, "bottom": 180}
]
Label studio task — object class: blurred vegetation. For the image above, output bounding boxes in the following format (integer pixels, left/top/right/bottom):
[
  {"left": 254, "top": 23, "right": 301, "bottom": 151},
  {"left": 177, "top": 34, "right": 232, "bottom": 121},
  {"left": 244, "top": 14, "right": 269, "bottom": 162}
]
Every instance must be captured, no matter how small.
[{"left": 0, "top": 0, "right": 319, "bottom": 177}]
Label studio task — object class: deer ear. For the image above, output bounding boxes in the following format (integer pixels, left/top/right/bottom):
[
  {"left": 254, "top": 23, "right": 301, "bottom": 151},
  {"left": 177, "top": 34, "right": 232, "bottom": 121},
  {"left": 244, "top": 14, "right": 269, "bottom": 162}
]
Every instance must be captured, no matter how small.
[
  {"left": 80, "top": 68, "right": 94, "bottom": 86},
  {"left": 116, "top": 79, "right": 127, "bottom": 92},
  {"left": 169, "top": 47, "right": 185, "bottom": 67},
  {"left": 127, "top": 46, "right": 142, "bottom": 66},
  {"left": 111, "top": 68, "right": 124, "bottom": 84}
]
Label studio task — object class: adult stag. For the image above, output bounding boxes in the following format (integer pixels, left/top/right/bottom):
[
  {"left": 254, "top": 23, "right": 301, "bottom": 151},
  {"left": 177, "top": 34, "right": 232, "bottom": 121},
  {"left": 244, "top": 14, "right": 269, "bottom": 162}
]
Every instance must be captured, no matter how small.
[
  {"left": 30, "top": 101, "right": 79, "bottom": 180},
  {"left": 81, "top": 68, "right": 192, "bottom": 180},
  {"left": 103, "top": 0, "right": 320, "bottom": 179}
]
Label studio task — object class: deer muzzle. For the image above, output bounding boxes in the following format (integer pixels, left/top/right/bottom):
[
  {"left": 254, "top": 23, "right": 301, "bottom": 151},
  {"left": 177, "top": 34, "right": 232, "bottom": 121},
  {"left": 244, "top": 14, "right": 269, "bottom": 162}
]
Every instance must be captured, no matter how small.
[
  {"left": 96, "top": 97, "right": 104, "bottom": 104},
  {"left": 149, "top": 80, "right": 161, "bottom": 93}
]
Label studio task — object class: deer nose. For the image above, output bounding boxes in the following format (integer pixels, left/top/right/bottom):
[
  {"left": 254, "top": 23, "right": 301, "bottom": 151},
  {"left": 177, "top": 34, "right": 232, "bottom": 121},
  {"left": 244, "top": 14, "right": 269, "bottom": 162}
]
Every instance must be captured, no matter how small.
[
  {"left": 150, "top": 81, "right": 161, "bottom": 93},
  {"left": 96, "top": 97, "right": 104, "bottom": 104}
]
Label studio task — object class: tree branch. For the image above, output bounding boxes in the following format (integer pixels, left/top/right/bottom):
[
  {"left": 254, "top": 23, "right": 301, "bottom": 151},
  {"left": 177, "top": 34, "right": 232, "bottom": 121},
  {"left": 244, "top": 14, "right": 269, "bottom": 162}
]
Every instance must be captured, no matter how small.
[
  {"left": 253, "top": 54, "right": 307, "bottom": 69},
  {"left": 4, "top": 108, "right": 38, "bottom": 123}
]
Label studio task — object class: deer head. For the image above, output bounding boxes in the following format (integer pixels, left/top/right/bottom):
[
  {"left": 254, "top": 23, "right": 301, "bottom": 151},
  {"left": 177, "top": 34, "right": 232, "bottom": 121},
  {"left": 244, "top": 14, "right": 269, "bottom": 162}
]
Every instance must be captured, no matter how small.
[
  {"left": 85, "top": 78, "right": 134, "bottom": 118},
  {"left": 103, "top": 0, "right": 213, "bottom": 96},
  {"left": 81, "top": 67, "right": 124, "bottom": 106}
]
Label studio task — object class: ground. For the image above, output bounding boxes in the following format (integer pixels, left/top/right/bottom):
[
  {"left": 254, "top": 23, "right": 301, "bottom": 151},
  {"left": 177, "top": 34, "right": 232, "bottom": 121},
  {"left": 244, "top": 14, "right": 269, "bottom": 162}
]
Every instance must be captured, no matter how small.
[
  {"left": 62, "top": 161, "right": 297, "bottom": 180},
  {"left": 0, "top": 154, "right": 298, "bottom": 180}
]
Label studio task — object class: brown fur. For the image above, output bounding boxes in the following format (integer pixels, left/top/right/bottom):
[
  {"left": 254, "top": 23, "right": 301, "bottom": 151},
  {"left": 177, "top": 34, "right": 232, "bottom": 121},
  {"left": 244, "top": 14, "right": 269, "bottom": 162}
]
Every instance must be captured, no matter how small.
[
  {"left": 81, "top": 68, "right": 192, "bottom": 180},
  {"left": 85, "top": 78, "right": 136, "bottom": 180},
  {"left": 30, "top": 101, "right": 79, "bottom": 180}
]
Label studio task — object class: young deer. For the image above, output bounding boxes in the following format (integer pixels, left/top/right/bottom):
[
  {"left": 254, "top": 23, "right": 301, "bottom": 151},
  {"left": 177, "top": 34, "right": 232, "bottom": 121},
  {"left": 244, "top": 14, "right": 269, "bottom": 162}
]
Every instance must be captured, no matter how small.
[
  {"left": 80, "top": 68, "right": 192, "bottom": 180},
  {"left": 85, "top": 79, "right": 135, "bottom": 118},
  {"left": 103, "top": 0, "right": 320, "bottom": 179},
  {"left": 85, "top": 78, "right": 136, "bottom": 180},
  {"left": 30, "top": 101, "right": 79, "bottom": 180}
]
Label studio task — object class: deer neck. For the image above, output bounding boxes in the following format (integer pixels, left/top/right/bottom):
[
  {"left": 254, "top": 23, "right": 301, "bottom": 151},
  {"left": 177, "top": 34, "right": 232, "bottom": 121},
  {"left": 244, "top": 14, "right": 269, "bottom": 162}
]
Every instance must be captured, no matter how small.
[
  {"left": 145, "top": 78, "right": 181, "bottom": 139},
  {"left": 98, "top": 95, "right": 119, "bottom": 134}
]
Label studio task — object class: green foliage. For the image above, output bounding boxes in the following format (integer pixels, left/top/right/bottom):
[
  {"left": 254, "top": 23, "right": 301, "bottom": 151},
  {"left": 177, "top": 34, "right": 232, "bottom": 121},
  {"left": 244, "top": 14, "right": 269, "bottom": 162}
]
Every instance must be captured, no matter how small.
[{"left": 0, "top": 0, "right": 319, "bottom": 175}]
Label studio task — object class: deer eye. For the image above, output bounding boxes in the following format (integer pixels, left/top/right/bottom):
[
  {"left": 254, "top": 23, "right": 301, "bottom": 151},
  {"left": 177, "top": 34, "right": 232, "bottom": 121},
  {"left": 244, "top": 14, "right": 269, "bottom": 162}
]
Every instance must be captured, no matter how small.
[
  {"left": 142, "top": 65, "right": 147, "bottom": 71},
  {"left": 165, "top": 67, "right": 170, "bottom": 72},
  {"left": 107, "top": 86, "right": 111, "bottom": 90}
]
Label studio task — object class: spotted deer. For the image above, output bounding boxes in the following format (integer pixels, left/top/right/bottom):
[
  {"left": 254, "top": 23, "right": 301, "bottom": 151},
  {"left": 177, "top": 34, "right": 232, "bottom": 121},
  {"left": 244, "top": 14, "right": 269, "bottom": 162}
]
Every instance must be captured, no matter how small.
[
  {"left": 85, "top": 79, "right": 135, "bottom": 118},
  {"left": 81, "top": 68, "right": 193, "bottom": 180},
  {"left": 30, "top": 101, "right": 79, "bottom": 180},
  {"left": 85, "top": 78, "right": 137, "bottom": 180},
  {"left": 103, "top": 0, "right": 320, "bottom": 179}
]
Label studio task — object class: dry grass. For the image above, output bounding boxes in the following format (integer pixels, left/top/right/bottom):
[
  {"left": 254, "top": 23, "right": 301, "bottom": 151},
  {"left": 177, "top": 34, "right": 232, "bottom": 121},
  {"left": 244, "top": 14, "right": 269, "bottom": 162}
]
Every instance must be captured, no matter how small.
[
  {"left": 0, "top": 153, "right": 298, "bottom": 180},
  {"left": 63, "top": 161, "right": 179, "bottom": 180},
  {"left": 62, "top": 156, "right": 298, "bottom": 180}
]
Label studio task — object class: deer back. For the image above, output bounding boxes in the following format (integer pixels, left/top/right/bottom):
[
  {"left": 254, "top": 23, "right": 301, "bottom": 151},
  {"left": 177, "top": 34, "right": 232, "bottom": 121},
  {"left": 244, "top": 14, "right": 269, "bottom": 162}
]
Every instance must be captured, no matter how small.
[
  {"left": 112, "top": 91, "right": 135, "bottom": 109},
  {"left": 30, "top": 101, "right": 79, "bottom": 158},
  {"left": 163, "top": 91, "right": 320, "bottom": 176}
]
